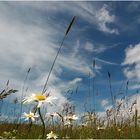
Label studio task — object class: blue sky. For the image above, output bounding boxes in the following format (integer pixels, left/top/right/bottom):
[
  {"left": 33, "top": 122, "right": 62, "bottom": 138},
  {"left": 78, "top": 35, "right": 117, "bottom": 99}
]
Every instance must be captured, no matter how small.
[{"left": 0, "top": 1, "right": 140, "bottom": 119}]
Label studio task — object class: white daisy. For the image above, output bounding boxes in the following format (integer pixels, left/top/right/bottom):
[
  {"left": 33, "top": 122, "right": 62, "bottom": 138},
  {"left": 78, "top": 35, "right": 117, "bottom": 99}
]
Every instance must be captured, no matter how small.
[
  {"left": 64, "top": 115, "right": 78, "bottom": 121},
  {"left": 22, "top": 93, "right": 57, "bottom": 108},
  {"left": 64, "top": 121, "right": 72, "bottom": 126},
  {"left": 46, "top": 131, "right": 57, "bottom": 139},
  {"left": 23, "top": 112, "right": 38, "bottom": 122}
]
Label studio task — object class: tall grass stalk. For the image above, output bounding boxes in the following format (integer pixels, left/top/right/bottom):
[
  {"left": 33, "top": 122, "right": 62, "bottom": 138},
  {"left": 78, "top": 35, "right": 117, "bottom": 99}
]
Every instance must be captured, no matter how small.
[
  {"left": 19, "top": 68, "right": 31, "bottom": 124},
  {"left": 42, "top": 16, "right": 76, "bottom": 94},
  {"left": 107, "top": 71, "right": 116, "bottom": 125},
  {"left": 92, "top": 59, "right": 96, "bottom": 126},
  {"left": 134, "top": 91, "right": 138, "bottom": 138},
  {"left": 125, "top": 80, "right": 129, "bottom": 108},
  {"left": 0, "top": 80, "right": 9, "bottom": 115},
  {"left": 88, "top": 72, "right": 92, "bottom": 113}
]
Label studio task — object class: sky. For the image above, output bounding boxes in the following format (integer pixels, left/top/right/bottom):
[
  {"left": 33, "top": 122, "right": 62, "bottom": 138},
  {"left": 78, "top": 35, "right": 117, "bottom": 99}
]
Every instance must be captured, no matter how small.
[{"left": 0, "top": 1, "right": 140, "bottom": 120}]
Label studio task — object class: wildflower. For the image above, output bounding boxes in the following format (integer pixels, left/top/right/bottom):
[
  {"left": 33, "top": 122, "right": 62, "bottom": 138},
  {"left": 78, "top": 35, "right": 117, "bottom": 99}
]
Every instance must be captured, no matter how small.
[
  {"left": 22, "top": 93, "right": 57, "bottom": 108},
  {"left": 23, "top": 112, "right": 38, "bottom": 121},
  {"left": 64, "top": 115, "right": 78, "bottom": 121},
  {"left": 64, "top": 121, "right": 72, "bottom": 126},
  {"left": 117, "top": 128, "right": 121, "bottom": 132},
  {"left": 46, "top": 131, "right": 57, "bottom": 139},
  {"left": 97, "top": 126, "right": 105, "bottom": 131}
]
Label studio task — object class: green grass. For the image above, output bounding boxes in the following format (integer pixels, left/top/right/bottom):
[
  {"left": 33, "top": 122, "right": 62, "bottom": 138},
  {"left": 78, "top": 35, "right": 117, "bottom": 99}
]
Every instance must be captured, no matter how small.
[{"left": 1, "top": 123, "right": 140, "bottom": 139}]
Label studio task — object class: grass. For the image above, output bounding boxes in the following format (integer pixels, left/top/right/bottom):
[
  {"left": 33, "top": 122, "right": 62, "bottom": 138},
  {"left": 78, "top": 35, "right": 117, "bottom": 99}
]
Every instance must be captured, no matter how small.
[{"left": 1, "top": 123, "right": 140, "bottom": 139}]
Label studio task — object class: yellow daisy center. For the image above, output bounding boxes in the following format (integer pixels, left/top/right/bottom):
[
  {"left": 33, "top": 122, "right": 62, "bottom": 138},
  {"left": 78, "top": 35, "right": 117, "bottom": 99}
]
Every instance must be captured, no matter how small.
[
  {"left": 35, "top": 95, "right": 46, "bottom": 101},
  {"left": 26, "top": 113, "right": 34, "bottom": 118}
]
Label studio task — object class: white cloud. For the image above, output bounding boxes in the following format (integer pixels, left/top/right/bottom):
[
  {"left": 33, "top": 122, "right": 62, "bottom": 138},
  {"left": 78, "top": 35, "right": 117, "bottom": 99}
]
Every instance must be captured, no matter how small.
[
  {"left": 84, "top": 42, "right": 94, "bottom": 52},
  {"left": 95, "top": 57, "right": 119, "bottom": 66},
  {"left": 95, "top": 4, "right": 119, "bottom": 34},
  {"left": 8, "top": 2, "right": 118, "bottom": 34},
  {"left": 69, "top": 77, "right": 82, "bottom": 85},
  {"left": 84, "top": 42, "right": 106, "bottom": 53},
  {"left": 122, "top": 43, "right": 140, "bottom": 80},
  {"left": 101, "top": 99, "right": 109, "bottom": 107},
  {"left": 123, "top": 67, "right": 136, "bottom": 79},
  {"left": 123, "top": 43, "right": 140, "bottom": 65},
  {"left": 100, "top": 98, "right": 113, "bottom": 112},
  {"left": 129, "top": 84, "right": 140, "bottom": 90}
]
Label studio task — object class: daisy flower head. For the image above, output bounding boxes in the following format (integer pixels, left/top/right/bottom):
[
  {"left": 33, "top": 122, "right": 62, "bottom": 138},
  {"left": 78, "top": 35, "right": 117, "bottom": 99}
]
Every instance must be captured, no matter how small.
[
  {"left": 23, "top": 112, "right": 38, "bottom": 122},
  {"left": 46, "top": 131, "right": 57, "bottom": 139},
  {"left": 65, "top": 115, "right": 79, "bottom": 121},
  {"left": 64, "top": 121, "right": 72, "bottom": 126},
  {"left": 22, "top": 93, "right": 57, "bottom": 108}
]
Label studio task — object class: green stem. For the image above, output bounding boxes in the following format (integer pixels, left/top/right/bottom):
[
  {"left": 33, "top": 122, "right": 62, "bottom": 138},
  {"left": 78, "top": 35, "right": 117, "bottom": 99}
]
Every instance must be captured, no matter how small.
[{"left": 38, "top": 108, "right": 45, "bottom": 139}]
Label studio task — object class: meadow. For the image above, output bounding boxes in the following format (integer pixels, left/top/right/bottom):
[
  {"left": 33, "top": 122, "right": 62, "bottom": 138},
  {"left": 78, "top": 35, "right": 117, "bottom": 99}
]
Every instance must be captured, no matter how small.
[
  {"left": 0, "top": 75, "right": 140, "bottom": 139},
  {"left": 0, "top": 16, "right": 140, "bottom": 139}
]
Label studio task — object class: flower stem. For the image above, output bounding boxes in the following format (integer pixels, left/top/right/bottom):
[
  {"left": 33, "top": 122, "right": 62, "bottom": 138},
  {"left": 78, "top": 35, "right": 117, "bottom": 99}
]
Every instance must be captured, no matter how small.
[{"left": 38, "top": 108, "right": 45, "bottom": 139}]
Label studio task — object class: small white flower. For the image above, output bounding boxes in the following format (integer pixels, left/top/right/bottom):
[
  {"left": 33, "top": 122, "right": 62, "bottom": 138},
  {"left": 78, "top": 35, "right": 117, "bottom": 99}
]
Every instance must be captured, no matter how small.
[
  {"left": 22, "top": 93, "right": 57, "bottom": 108},
  {"left": 64, "top": 115, "right": 78, "bottom": 121},
  {"left": 46, "top": 131, "right": 57, "bottom": 139},
  {"left": 22, "top": 112, "right": 38, "bottom": 122},
  {"left": 64, "top": 121, "right": 72, "bottom": 126},
  {"left": 97, "top": 126, "right": 105, "bottom": 131}
]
